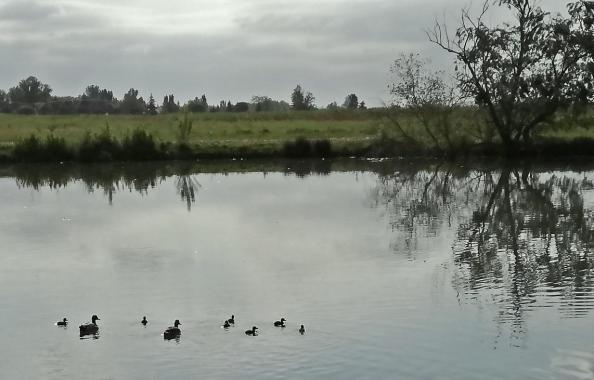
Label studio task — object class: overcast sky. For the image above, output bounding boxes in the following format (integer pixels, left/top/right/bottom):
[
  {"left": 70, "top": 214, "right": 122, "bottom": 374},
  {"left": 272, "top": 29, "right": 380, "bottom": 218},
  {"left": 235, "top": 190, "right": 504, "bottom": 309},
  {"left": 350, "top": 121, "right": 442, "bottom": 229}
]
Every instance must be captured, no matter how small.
[{"left": 0, "top": 0, "right": 568, "bottom": 106}]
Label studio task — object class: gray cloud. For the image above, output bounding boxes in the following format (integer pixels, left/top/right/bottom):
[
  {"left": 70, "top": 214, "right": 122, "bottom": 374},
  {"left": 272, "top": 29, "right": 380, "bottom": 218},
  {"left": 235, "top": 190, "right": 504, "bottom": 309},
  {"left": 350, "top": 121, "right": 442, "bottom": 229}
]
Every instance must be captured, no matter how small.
[
  {"left": 0, "top": 0, "right": 570, "bottom": 107},
  {"left": 0, "top": 0, "right": 61, "bottom": 22}
]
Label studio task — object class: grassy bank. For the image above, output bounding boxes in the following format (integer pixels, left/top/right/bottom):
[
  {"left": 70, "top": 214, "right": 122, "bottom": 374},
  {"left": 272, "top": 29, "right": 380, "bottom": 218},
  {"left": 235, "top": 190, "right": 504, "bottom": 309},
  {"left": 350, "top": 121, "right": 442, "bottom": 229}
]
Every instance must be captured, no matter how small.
[{"left": 0, "top": 109, "right": 593, "bottom": 162}]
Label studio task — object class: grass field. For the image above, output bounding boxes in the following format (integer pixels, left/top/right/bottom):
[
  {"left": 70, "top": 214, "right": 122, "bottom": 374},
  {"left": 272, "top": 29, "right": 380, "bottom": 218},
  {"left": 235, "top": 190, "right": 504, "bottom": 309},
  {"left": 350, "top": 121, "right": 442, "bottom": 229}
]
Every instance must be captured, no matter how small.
[
  {"left": 0, "top": 108, "right": 593, "bottom": 161},
  {"left": 0, "top": 111, "right": 379, "bottom": 144}
]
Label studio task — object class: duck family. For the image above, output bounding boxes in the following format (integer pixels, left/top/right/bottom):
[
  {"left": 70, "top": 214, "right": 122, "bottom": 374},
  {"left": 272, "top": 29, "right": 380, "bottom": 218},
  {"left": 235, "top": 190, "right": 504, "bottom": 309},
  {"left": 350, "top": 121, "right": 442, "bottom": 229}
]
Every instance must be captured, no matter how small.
[{"left": 59, "top": 314, "right": 305, "bottom": 338}]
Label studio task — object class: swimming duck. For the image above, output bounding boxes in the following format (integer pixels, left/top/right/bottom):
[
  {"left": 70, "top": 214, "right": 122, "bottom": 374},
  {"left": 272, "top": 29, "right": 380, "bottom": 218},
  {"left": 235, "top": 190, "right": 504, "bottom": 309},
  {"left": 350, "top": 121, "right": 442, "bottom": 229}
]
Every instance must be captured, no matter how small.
[
  {"left": 226, "top": 315, "right": 235, "bottom": 325},
  {"left": 79, "top": 315, "right": 100, "bottom": 336},
  {"left": 141, "top": 316, "right": 148, "bottom": 326},
  {"left": 223, "top": 320, "right": 231, "bottom": 328},
  {"left": 245, "top": 326, "right": 258, "bottom": 336},
  {"left": 57, "top": 318, "right": 68, "bottom": 326},
  {"left": 164, "top": 320, "right": 181, "bottom": 340},
  {"left": 274, "top": 318, "right": 286, "bottom": 327},
  {"left": 299, "top": 325, "right": 305, "bottom": 335}
]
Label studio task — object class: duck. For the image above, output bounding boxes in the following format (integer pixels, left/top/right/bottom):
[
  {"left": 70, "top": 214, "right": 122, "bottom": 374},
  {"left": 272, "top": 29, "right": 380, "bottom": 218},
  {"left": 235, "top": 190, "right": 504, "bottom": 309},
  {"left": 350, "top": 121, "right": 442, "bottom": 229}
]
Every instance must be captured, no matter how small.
[
  {"left": 56, "top": 318, "right": 68, "bottom": 326},
  {"left": 79, "top": 315, "right": 100, "bottom": 336},
  {"left": 245, "top": 326, "right": 258, "bottom": 336},
  {"left": 164, "top": 320, "right": 181, "bottom": 340},
  {"left": 223, "top": 320, "right": 231, "bottom": 328},
  {"left": 273, "top": 318, "right": 286, "bottom": 327},
  {"left": 299, "top": 325, "right": 305, "bottom": 335},
  {"left": 226, "top": 315, "right": 235, "bottom": 325},
  {"left": 141, "top": 316, "right": 148, "bottom": 326}
]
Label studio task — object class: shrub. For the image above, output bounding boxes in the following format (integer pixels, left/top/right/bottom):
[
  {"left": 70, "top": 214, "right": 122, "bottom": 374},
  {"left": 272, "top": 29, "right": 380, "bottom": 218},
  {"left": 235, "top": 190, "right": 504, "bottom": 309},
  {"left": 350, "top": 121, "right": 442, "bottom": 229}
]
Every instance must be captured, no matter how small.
[
  {"left": 79, "top": 128, "right": 122, "bottom": 162},
  {"left": 122, "top": 129, "right": 160, "bottom": 161},
  {"left": 44, "top": 134, "right": 73, "bottom": 161},
  {"left": 13, "top": 135, "right": 42, "bottom": 162},
  {"left": 12, "top": 134, "right": 73, "bottom": 162}
]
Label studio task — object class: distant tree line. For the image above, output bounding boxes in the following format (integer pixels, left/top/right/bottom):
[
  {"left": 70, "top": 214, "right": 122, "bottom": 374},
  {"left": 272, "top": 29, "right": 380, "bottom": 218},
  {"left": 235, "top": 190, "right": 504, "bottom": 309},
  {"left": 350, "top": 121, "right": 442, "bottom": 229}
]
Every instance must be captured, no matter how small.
[{"left": 0, "top": 77, "right": 369, "bottom": 115}]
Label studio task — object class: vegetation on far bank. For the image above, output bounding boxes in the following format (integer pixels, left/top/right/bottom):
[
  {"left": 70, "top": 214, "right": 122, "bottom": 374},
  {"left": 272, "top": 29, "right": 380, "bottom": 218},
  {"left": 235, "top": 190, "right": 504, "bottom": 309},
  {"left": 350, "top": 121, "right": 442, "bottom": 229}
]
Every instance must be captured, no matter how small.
[{"left": 0, "top": 106, "right": 593, "bottom": 163}]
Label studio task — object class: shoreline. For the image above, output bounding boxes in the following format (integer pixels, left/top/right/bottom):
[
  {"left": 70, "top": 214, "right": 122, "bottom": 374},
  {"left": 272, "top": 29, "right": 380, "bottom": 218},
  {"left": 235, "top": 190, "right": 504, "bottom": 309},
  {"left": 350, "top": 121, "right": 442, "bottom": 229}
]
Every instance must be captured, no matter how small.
[{"left": 2, "top": 136, "right": 594, "bottom": 164}]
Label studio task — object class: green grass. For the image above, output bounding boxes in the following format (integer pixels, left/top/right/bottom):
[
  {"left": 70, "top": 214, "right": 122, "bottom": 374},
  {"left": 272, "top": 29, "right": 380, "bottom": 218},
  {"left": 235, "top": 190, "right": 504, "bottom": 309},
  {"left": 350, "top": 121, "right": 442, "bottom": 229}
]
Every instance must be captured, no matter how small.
[
  {"left": 0, "top": 111, "right": 381, "bottom": 147},
  {"left": 0, "top": 108, "right": 593, "bottom": 162}
]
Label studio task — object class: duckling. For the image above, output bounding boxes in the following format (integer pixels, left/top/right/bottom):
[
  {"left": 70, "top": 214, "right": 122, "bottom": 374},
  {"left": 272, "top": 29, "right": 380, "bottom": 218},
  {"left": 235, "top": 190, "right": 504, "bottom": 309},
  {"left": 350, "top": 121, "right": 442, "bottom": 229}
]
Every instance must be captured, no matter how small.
[
  {"left": 79, "top": 315, "right": 100, "bottom": 336},
  {"left": 299, "top": 325, "right": 305, "bottom": 335},
  {"left": 223, "top": 320, "right": 231, "bottom": 328},
  {"left": 273, "top": 318, "right": 286, "bottom": 327},
  {"left": 141, "top": 316, "right": 148, "bottom": 326},
  {"left": 226, "top": 315, "right": 235, "bottom": 325},
  {"left": 164, "top": 320, "right": 181, "bottom": 340},
  {"left": 245, "top": 326, "right": 258, "bottom": 336},
  {"left": 56, "top": 318, "right": 68, "bottom": 326}
]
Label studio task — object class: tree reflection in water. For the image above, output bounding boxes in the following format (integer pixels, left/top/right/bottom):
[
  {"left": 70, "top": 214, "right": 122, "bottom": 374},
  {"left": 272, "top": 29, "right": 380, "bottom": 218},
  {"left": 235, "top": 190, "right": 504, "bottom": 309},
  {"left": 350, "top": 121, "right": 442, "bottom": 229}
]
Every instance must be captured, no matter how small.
[
  {"left": 373, "top": 164, "right": 594, "bottom": 342},
  {"left": 176, "top": 175, "right": 201, "bottom": 211},
  {"left": 11, "top": 163, "right": 199, "bottom": 210}
]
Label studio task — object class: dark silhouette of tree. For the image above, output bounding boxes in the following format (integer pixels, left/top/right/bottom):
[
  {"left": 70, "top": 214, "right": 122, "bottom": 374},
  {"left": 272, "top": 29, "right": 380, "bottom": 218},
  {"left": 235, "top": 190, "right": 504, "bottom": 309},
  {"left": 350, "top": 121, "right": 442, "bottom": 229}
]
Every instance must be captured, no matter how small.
[
  {"left": 291, "top": 85, "right": 315, "bottom": 110},
  {"left": 233, "top": 102, "right": 249, "bottom": 112},
  {"left": 8, "top": 76, "right": 52, "bottom": 113},
  {"left": 326, "top": 101, "right": 339, "bottom": 110},
  {"left": 78, "top": 85, "right": 115, "bottom": 114},
  {"left": 120, "top": 88, "right": 146, "bottom": 114},
  {"left": 251, "top": 95, "right": 290, "bottom": 112},
  {"left": 226, "top": 101, "right": 234, "bottom": 112},
  {"left": 8, "top": 76, "right": 52, "bottom": 104},
  {"left": 343, "top": 93, "right": 359, "bottom": 109},
  {"left": 162, "top": 94, "right": 180, "bottom": 113},
  {"left": 428, "top": 0, "right": 594, "bottom": 153},
  {"left": 147, "top": 94, "right": 158, "bottom": 115},
  {"left": 186, "top": 95, "right": 207, "bottom": 113},
  {"left": 0, "top": 90, "right": 10, "bottom": 112},
  {"left": 359, "top": 101, "right": 367, "bottom": 110}
]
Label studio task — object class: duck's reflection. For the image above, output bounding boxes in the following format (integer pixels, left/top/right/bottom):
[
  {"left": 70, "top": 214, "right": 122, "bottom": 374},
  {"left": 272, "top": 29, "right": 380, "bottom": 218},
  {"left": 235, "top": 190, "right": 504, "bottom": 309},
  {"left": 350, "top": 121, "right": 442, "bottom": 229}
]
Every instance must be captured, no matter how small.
[{"left": 79, "top": 333, "right": 99, "bottom": 340}]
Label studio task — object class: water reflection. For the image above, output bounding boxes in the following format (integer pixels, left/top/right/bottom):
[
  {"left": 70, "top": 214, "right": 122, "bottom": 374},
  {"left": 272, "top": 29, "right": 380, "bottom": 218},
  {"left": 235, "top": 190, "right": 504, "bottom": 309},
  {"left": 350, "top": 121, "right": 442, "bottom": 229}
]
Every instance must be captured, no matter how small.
[
  {"left": 4, "top": 160, "right": 594, "bottom": 339},
  {"left": 79, "top": 333, "right": 99, "bottom": 340},
  {"left": 9, "top": 163, "right": 199, "bottom": 210},
  {"left": 374, "top": 164, "right": 594, "bottom": 339},
  {"left": 163, "top": 335, "right": 181, "bottom": 344}
]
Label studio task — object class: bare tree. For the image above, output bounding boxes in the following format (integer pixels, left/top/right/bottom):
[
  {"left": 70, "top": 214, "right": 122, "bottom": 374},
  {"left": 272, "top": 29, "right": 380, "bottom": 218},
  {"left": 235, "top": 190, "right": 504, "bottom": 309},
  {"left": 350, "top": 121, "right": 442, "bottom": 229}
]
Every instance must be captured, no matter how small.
[{"left": 389, "top": 53, "right": 462, "bottom": 152}]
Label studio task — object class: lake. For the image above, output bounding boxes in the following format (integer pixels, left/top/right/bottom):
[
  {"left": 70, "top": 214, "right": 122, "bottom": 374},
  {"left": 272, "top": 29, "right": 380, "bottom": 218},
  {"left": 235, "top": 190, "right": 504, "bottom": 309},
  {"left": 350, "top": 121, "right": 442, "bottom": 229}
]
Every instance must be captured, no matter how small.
[{"left": 0, "top": 159, "right": 593, "bottom": 379}]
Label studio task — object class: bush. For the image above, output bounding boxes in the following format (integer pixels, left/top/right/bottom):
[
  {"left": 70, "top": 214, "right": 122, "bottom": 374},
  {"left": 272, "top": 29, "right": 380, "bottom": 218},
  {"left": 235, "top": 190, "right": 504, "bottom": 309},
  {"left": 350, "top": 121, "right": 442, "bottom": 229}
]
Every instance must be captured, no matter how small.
[
  {"left": 122, "top": 129, "right": 160, "bottom": 161},
  {"left": 79, "top": 128, "right": 122, "bottom": 162},
  {"left": 44, "top": 134, "right": 73, "bottom": 161},
  {"left": 12, "top": 134, "right": 73, "bottom": 162},
  {"left": 13, "top": 135, "right": 42, "bottom": 161}
]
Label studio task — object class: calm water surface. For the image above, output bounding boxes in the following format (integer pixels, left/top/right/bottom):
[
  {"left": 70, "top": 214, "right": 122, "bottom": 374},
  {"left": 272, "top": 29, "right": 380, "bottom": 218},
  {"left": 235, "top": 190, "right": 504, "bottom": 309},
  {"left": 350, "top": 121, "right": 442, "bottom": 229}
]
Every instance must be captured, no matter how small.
[{"left": 0, "top": 160, "right": 593, "bottom": 379}]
